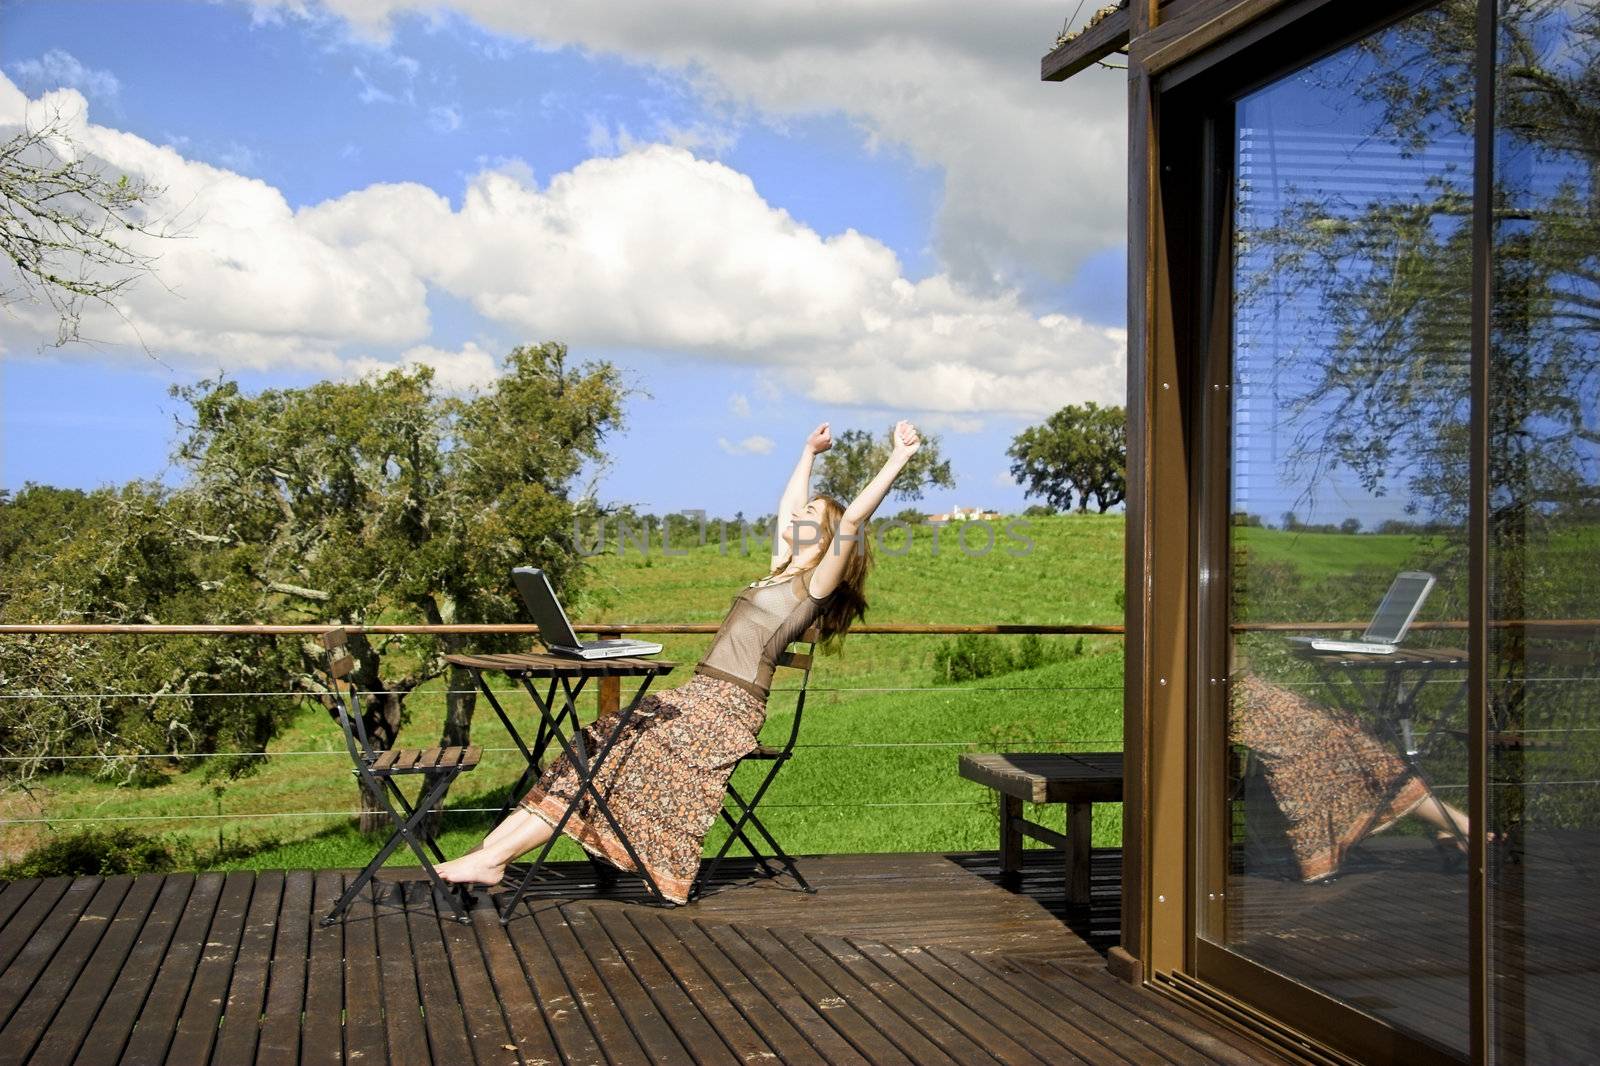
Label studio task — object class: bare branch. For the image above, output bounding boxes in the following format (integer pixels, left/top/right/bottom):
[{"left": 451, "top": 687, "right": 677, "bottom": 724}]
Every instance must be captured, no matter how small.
[{"left": 1, "top": 105, "right": 178, "bottom": 350}]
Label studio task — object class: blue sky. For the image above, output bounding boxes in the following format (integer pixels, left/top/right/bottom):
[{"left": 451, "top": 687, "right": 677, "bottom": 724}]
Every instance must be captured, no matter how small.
[{"left": 0, "top": 0, "right": 1131, "bottom": 517}]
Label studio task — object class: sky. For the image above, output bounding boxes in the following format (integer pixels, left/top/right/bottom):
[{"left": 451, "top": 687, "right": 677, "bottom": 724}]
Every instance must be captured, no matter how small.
[{"left": 0, "top": 0, "right": 1130, "bottom": 518}]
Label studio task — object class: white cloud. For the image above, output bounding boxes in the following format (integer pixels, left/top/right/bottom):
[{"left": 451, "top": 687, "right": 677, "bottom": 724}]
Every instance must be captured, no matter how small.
[
  {"left": 717, "top": 434, "right": 774, "bottom": 456},
  {"left": 0, "top": 74, "right": 1122, "bottom": 416},
  {"left": 300, "top": 144, "right": 1124, "bottom": 412},
  {"left": 268, "top": 0, "right": 1128, "bottom": 290},
  {"left": 0, "top": 77, "right": 429, "bottom": 371},
  {"left": 7, "top": 49, "right": 120, "bottom": 104},
  {"left": 728, "top": 392, "right": 751, "bottom": 418},
  {"left": 346, "top": 340, "right": 500, "bottom": 392}
]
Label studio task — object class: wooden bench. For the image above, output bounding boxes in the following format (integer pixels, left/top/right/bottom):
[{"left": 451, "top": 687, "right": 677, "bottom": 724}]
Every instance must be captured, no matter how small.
[{"left": 958, "top": 752, "right": 1123, "bottom": 905}]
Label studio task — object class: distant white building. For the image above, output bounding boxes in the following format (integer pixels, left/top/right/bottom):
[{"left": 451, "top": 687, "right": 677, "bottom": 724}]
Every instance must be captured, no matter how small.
[{"left": 924, "top": 505, "right": 1001, "bottom": 522}]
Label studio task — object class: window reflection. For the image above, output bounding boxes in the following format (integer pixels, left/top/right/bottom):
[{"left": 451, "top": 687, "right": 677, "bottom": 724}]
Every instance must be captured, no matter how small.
[
  {"left": 1487, "top": 2, "right": 1600, "bottom": 1061},
  {"left": 1225, "top": 4, "right": 1475, "bottom": 1054}
]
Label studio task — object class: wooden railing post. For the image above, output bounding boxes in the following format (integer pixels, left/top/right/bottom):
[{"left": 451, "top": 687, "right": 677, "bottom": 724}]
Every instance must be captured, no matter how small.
[{"left": 599, "top": 629, "right": 621, "bottom": 718}]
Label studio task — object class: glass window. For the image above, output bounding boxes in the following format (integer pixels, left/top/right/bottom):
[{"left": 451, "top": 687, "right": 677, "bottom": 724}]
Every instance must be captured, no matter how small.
[
  {"left": 1223, "top": 5, "right": 1476, "bottom": 1054},
  {"left": 1487, "top": 2, "right": 1600, "bottom": 1060}
]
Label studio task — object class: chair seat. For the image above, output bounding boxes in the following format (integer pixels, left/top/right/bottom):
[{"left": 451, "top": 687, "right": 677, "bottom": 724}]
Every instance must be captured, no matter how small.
[
  {"left": 742, "top": 744, "right": 787, "bottom": 760},
  {"left": 368, "top": 745, "right": 483, "bottom": 775}
]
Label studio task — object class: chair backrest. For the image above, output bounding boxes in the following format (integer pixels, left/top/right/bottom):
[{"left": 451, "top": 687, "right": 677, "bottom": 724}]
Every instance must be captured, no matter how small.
[
  {"left": 320, "top": 628, "right": 375, "bottom": 764},
  {"left": 768, "top": 624, "right": 820, "bottom": 754}
]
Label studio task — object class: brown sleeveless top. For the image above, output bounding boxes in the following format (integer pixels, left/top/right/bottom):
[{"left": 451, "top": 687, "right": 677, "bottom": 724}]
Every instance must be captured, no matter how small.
[{"left": 693, "top": 569, "right": 827, "bottom": 700}]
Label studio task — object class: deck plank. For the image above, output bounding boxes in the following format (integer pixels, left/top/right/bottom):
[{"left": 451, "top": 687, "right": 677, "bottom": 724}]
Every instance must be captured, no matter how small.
[
  {"left": 0, "top": 876, "right": 93, "bottom": 1000},
  {"left": 533, "top": 902, "right": 655, "bottom": 1066},
  {"left": 834, "top": 933, "right": 1054, "bottom": 1066},
  {"left": 561, "top": 901, "right": 693, "bottom": 1065},
  {"left": 729, "top": 923, "right": 914, "bottom": 1066},
  {"left": 767, "top": 924, "right": 962, "bottom": 1066},
  {"left": 340, "top": 872, "right": 388, "bottom": 1066},
  {"left": 504, "top": 902, "right": 607, "bottom": 1066},
  {"left": 936, "top": 947, "right": 1175, "bottom": 1066},
  {"left": 30, "top": 874, "right": 177, "bottom": 1066},
  {"left": 0, "top": 875, "right": 131, "bottom": 1059},
  {"left": 403, "top": 884, "right": 476, "bottom": 1066},
  {"left": 81, "top": 873, "right": 215, "bottom": 1066},
  {"left": 894, "top": 943, "right": 1113, "bottom": 1066},
  {"left": 470, "top": 898, "right": 563, "bottom": 1066},
  {"left": 697, "top": 920, "right": 876, "bottom": 1065},
  {"left": 374, "top": 881, "right": 431, "bottom": 1066},
  {"left": 163, "top": 869, "right": 254, "bottom": 1066},
  {"left": 624, "top": 908, "right": 779, "bottom": 1065},
  {"left": 590, "top": 906, "right": 741, "bottom": 1066},
  {"left": 673, "top": 915, "right": 864, "bottom": 1064},
  {"left": 213, "top": 868, "right": 285, "bottom": 1066},
  {"left": 256, "top": 870, "right": 313, "bottom": 1066},
  {"left": 0, "top": 880, "right": 40, "bottom": 941},
  {"left": 804, "top": 928, "right": 999, "bottom": 1064},
  {"left": 299, "top": 872, "right": 344, "bottom": 1066},
  {"left": 435, "top": 892, "right": 520, "bottom": 1066}
]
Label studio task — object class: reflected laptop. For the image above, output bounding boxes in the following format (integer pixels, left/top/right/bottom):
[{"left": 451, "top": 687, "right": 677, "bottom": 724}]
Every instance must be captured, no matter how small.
[
  {"left": 1288, "top": 571, "right": 1436, "bottom": 655},
  {"left": 512, "top": 566, "right": 662, "bottom": 659}
]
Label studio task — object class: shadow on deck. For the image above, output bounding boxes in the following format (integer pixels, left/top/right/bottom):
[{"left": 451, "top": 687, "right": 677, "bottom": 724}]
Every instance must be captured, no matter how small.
[{"left": 0, "top": 849, "right": 1283, "bottom": 1065}]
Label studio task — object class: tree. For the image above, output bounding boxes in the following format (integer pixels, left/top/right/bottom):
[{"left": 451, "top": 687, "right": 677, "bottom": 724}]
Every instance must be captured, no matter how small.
[
  {"left": 172, "top": 342, "right": 628, "bottom": 830},
  {"left": 1, "top": 109, "right": 173, "bottom": 348},
  {"left": 812, "top": 425, "right": 955, "bottom": 504},
  {"left": 0, "top": 482, "right": 303, "bottom": 790},
  {"left": 1006, "top": 402, "right": 1127, "bottom": 514}
]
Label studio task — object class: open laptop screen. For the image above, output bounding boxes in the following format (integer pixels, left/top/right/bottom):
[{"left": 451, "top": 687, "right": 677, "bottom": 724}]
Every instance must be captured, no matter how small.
[
  {"left": 1363, "top": 571, "right": 1436, "bottom": 643},
  {"left": 512, "top": 567, "right": 582, "bottom": 649}
]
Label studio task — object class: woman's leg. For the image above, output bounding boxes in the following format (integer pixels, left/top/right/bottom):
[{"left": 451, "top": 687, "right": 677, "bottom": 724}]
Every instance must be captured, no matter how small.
[
  {"left": 435, "top": 807, "right": 556, "bottom": 885},
  {"left": 1407, "top": 793, "right": 1505, "bottom": 856},
  {"left": 1412, "top": 794, "right": 1469, "bottom": 836}
]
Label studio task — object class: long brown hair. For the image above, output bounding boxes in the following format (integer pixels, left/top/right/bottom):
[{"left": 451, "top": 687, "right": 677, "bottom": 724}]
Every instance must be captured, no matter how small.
[{"left": 767, "top": 494, "right": 869, "bottom": 652}]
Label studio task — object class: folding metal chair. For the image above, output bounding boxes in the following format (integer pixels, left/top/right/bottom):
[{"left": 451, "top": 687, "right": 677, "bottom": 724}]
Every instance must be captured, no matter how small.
[
  {"left": 692, "top": 625, "right": 820, "bottom": 898},
  {"left": 318, "top": 628, "right": 483, "bottom": 926}
]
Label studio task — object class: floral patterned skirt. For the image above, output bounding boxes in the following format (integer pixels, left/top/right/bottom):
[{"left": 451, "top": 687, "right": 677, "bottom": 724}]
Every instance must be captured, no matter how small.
[
  {"left": 1230, "top": 675, "right": 1430, "bottom": 882},
  {"left": 519, "top": 671, "right": 767, "bottom": 904}
]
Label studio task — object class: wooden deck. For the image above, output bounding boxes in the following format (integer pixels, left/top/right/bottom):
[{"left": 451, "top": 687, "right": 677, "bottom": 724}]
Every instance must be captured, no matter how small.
[{"left": 0, "top": 849, "right": 1284, "bottom": 1065}]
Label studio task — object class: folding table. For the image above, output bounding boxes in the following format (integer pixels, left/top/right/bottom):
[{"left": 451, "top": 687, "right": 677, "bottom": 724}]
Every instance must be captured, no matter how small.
[{"left": 444, "top": 650, "right": 678, "bottom": 920}]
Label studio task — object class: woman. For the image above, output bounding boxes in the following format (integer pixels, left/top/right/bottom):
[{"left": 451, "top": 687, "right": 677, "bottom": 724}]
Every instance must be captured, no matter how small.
[{"left": 435, "top": 418, "right": 919, "bottom": 903}]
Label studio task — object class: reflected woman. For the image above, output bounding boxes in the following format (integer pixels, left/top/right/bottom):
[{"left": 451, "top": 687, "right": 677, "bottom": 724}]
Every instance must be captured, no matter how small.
[
  {"left": 1232, "top": 674, "right": 1483, "bottom": 881},
  {"left": 435, "top": 419, "right": 920, "bottom": 903}
]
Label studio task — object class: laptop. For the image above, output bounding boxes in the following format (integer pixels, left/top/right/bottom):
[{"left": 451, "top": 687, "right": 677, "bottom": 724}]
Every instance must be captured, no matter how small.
[
  {"left": 512, "top": 566, "right": 662, "bottom": 659},
  {"left": 1288, "top": 570, "right": 1436, "bottom": 655}
]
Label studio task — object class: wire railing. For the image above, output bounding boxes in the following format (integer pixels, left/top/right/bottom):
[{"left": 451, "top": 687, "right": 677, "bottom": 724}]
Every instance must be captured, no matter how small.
[
  {"left": 10, "top": 620, "right": 1589, "bottom": 837},
  {"left": 0, "top": 622, "right": 1128, "bottom": 833}
]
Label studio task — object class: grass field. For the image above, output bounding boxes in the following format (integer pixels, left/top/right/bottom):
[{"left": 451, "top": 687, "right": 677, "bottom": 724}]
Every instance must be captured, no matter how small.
[{"left": 1, "top": 512, "right": 1129, "bottom": 871}]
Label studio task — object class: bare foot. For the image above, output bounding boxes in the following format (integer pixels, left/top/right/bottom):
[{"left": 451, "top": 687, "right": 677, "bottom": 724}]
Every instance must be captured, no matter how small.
[{"left": 434, "top": 852, "right": 508, "bottom": 887}]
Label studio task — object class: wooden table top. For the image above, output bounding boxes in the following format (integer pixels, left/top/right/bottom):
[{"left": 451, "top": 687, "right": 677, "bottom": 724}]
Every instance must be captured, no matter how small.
[{"left": 444, "top": 651, "right": 679, "bottom": 677}]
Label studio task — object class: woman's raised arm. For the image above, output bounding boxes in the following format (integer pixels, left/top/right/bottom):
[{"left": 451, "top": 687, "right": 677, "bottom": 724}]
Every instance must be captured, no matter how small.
[
  {"left": 772, "top": 422, "right": 831, "bottom": 566},
  {"left": 844, "top": 420, "right": 919, "bottom": 526},
  {"left": 809, "top": 421, "right": 919, "bottom": 599}
]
